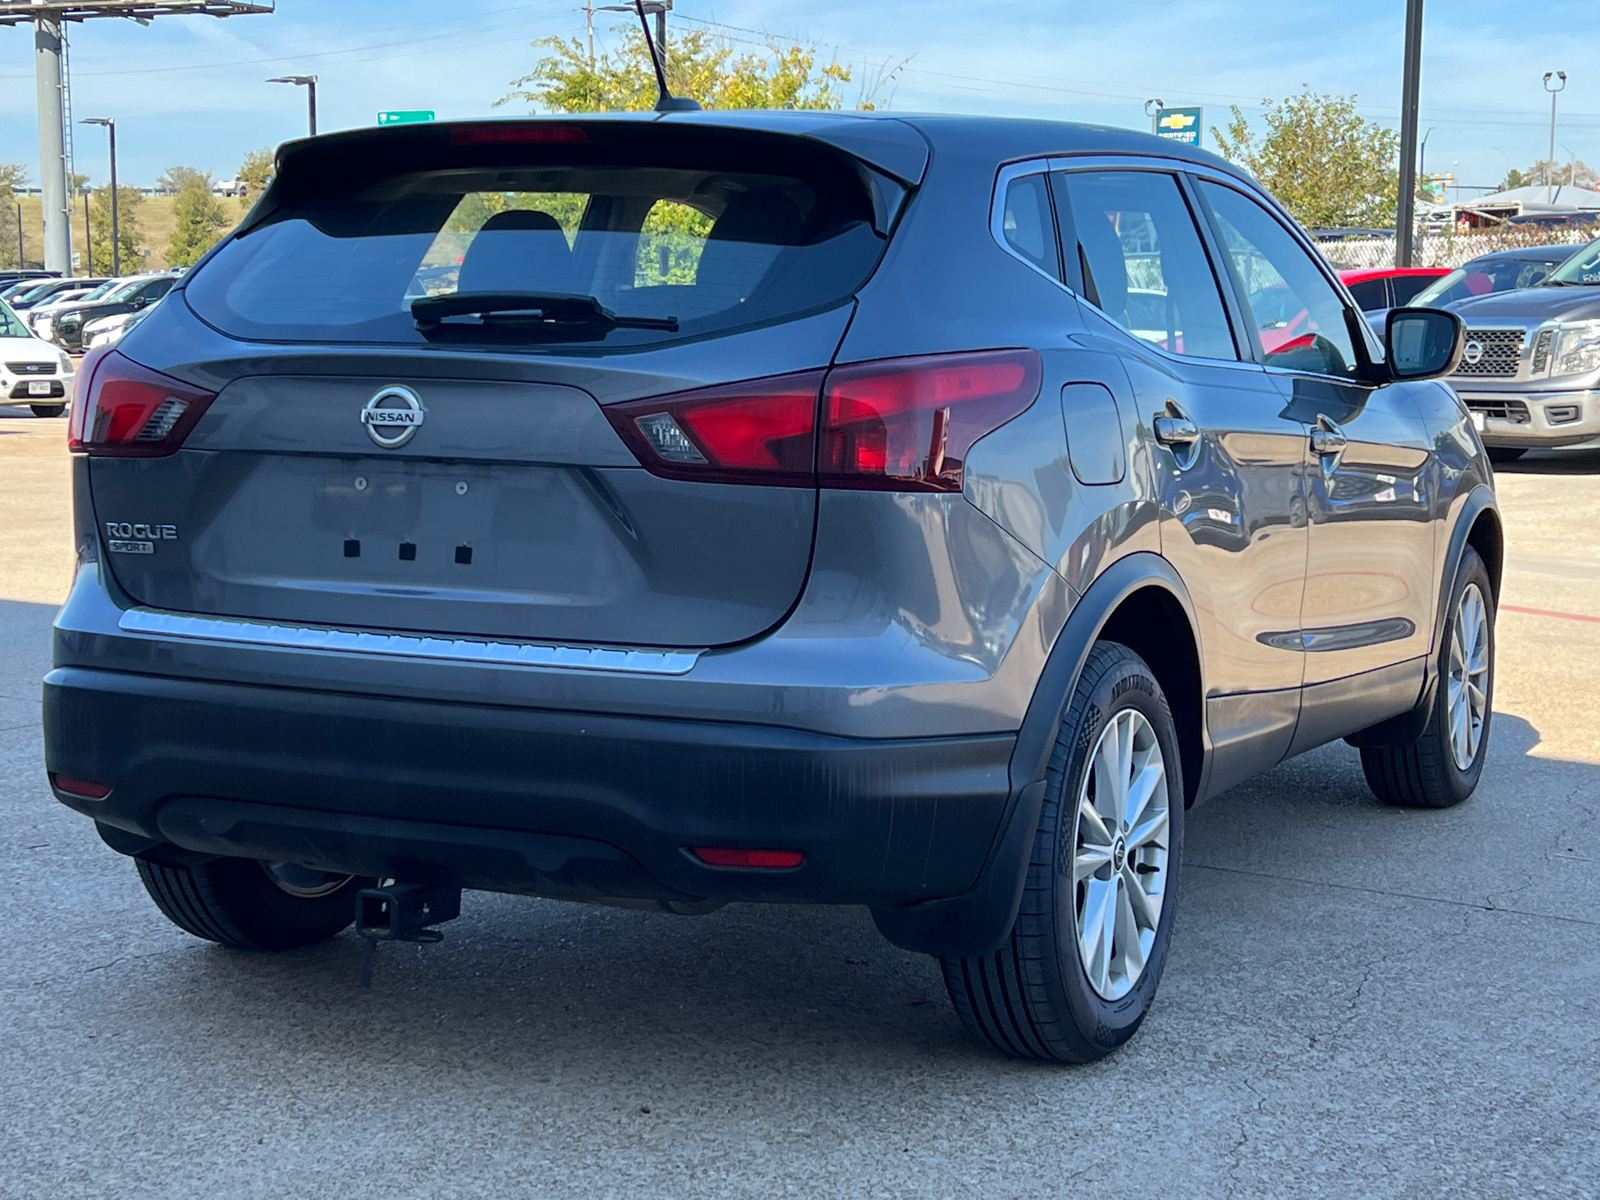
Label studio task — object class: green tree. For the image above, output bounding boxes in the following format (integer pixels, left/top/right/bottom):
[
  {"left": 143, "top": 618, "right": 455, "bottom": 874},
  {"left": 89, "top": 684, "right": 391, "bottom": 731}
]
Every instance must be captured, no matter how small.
[
  {"left": 166, "top": 176, "right": 231, "bottom": 267},
  {"left": 501, "top": 24, "right": 894, "bottom": 114},
  {"left": 157, "top": 164, "right": 210, "bottom": 195},
  {"left": 1211, "top": 90, "right": 1399, "bottom": 229},
  {"left": 1499, "top": 167, "right": 1529, "bottom": 192},
  {"left": 237, "top": 147, "right": 275, "bottom": 195},
  {"left": 0, "top": 163, "right": 26, "bottom": 268},
  {"left": 1520, "top": 158, "right": 1596, "bottom": 188},
  {"left": 87, "top": 184, "right": 143, "bottom": 275}
]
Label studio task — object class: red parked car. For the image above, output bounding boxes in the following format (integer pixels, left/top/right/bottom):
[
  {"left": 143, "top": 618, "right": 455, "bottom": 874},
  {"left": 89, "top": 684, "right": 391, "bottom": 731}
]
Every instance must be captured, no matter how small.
[{"left": 1338, "top": 266, "right": 1450, "bottom": 315}]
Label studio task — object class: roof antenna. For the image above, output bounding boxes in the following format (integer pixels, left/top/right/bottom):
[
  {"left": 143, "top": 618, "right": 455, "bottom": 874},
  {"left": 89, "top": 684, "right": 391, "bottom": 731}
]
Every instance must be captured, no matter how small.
[{"left": 633, "top": 0, "right": 701, "bottom": 111}]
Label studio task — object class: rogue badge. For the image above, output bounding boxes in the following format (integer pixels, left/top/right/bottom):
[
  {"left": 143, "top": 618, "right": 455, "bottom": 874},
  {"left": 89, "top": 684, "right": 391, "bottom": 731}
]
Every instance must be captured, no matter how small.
[{"left": 361, "top": 386, "right": 426, "bottom": 448}]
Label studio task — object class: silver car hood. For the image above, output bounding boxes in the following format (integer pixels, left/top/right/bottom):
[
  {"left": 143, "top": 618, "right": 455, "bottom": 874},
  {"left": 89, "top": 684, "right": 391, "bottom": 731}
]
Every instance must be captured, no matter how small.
[{"left": 1450, "top": 285, "right": 1600, "bottom": 323}]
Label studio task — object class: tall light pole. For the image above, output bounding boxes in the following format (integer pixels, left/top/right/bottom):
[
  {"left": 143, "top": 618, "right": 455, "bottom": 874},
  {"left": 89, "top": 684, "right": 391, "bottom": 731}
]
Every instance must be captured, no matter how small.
[
  {"left": 268, "top": 75, "right": 318, "bottom": 137},
  {"left": 1395, "top": 0, "right": 1425, "bottom": 267},
  {"left": 2, "top": 3, "right": 275, "bottom": 278},
  {"left": 1419, "top": 126, "right": 1435, "bottom": 200},
  {"left": 1543, "top": 71, "right": 1567, "bottom": 202},
  {"left": 80, "top": 117, "right": 117, "bottom": 277}
]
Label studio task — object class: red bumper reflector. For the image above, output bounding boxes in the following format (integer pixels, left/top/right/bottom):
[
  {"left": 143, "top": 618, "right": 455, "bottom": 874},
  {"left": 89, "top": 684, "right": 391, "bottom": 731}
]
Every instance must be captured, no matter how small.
[
  {"left": 690, "top": 847, "right": 805, "bottom": 869},
  {"left": 51, "top": 774, "right": 112, "bottom": 799}
]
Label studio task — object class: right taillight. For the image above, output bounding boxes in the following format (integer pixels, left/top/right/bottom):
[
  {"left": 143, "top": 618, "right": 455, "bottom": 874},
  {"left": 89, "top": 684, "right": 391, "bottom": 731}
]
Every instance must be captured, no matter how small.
[
  {"left": 603, "top": 370, "right": 825, "bottom": 487},
  {"left": 69, "top": 349, "right": 218, "bottom": 457},
  {"left": 603, "top": 349, "right": 1041, "bottom": 492},
  {"left": 819, "top": 350, "right": 1041, "bottom": 491}
]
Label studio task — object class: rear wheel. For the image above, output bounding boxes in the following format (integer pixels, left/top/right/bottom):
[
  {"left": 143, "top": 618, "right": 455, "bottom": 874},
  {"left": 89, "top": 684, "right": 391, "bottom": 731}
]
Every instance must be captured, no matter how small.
[
  {"left": 29, "top": 403, "right": 64, "bottom": 418},
  {"left": 135, "top": 855, "right": 372, "bottom": 950},
  {"left": 940, "top": 642, "right": 1184, "bottom": 1062},
  {"left": 1361, "top": 546, "right": 1494, "bottom": 808},
  {"left": 1486, "top": 447, "right": 1525, "bottom": 465}
]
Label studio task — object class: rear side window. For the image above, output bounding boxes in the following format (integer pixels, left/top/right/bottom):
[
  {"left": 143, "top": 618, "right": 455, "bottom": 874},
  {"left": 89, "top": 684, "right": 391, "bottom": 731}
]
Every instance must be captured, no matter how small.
[
  {"left": 1000, "top": 173, "right": 1060, "bottom": 279},
  {"left": 1345, "top": 277, "right": 1389, "bottom": 310},
  {"left": 184, "top": 126, "right": 885, "bottom": 349},
  {"left": 1053, "top": 169, "right": 1236, "bottom": 361},
  {"left": 1387, "top": 275, "right": 1436, "bottom": 306}
]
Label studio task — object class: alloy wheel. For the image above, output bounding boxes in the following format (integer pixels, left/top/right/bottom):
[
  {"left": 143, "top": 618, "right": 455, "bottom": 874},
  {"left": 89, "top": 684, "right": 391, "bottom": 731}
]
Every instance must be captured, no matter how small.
[
  {"left": 1070, "top": 707, "right": 1171, "bottom": 1001},
  {"left": 1447, "top": 582, "right": 1491, "bottom": 771}
]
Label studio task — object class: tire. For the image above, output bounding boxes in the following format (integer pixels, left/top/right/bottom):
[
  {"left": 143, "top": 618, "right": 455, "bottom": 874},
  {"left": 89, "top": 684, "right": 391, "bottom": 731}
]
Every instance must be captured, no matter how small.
[
  {"left": 940, "top": 641, "right": 1184, "bottom": 1062},
  {"left": 30, "top": 403, "right": 64, "bottom": 418},
  {"left": 1360, "top": 546, "right": 1494, "bottom": 808},
  {"left": 1486, "top": 447, "right": 1525, "bottom": 465},
  {"left": 135, "top": 855, "right": 373, "bottom": 951}
]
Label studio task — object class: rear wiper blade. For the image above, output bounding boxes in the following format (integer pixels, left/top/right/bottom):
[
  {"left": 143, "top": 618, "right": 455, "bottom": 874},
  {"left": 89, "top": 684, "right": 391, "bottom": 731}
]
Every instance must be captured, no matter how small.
[{"left": 411, "top": 291, "right": 678, "bottom": 331}]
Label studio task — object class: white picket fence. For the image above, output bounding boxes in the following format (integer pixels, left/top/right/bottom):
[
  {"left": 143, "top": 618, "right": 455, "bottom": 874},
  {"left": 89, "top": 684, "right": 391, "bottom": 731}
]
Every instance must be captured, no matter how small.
[{"left": 1313, "top": 227, "right": 1597, "bottom": 271}]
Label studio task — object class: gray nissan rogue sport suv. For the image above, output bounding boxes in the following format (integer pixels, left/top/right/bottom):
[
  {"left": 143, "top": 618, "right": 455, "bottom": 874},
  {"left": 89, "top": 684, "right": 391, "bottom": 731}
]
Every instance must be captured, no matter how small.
[{"left": 44, "top": 113, "right": 1499, "bottom": 1062}]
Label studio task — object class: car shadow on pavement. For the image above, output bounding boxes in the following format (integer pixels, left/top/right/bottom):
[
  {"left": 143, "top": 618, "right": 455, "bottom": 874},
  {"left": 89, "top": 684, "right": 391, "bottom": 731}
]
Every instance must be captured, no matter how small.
[
  {"left": 1493, "top": 446, "right": 1600, "bottom": 474},
  {"left": 74, "top": 702, "right": 1587, "bottom": 1088}
]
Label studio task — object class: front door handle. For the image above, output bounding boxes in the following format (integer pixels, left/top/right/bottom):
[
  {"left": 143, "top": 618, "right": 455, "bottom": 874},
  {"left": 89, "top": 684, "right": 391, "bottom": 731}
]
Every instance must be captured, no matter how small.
[
  {"left": 1311, "top": 418, "right": 1347, "bottom": 456},
  {"left": 1154, "top": 416, "right": 1201, "bottom": 446}
]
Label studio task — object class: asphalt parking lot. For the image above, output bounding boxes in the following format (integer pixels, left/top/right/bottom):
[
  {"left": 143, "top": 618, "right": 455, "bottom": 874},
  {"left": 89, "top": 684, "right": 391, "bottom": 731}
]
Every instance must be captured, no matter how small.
[{"left": 1, "top": 404, "right": 1596, "bottom": 1199}]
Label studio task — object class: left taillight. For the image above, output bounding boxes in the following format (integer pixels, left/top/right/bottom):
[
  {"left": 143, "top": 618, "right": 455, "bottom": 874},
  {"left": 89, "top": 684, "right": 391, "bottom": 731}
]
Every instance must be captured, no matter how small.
[{"left": 68, "top": 349, "right": 217, "bottom": 457}]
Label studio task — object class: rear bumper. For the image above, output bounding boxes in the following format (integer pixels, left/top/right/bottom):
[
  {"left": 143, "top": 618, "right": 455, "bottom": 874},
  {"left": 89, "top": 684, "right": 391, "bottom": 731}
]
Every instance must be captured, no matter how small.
[{"left": 43, "top": 666, "right": 1015, "bottom": 909}]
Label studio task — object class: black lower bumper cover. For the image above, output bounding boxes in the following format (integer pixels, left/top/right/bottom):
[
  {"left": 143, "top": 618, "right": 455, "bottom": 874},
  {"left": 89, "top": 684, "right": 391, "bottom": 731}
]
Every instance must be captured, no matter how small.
[{"left": 43, "top": 667, "right": 1016, "bottom": 917}]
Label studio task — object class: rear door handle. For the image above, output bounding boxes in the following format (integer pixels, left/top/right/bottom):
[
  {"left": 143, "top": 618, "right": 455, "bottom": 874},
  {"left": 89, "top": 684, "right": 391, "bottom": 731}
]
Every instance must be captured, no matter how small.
[{"left": 1153, "top": 416, "right": 1200, "bottom": 446}]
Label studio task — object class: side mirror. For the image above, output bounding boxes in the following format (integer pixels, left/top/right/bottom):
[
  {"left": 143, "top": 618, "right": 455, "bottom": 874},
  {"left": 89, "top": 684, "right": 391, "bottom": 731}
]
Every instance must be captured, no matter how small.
[{"left": 1385, "top": 307, "right": 1463, "bottom": 381}]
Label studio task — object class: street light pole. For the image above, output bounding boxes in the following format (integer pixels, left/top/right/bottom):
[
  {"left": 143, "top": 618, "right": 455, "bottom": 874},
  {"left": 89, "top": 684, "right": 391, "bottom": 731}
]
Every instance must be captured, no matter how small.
[
  {"left": 1543, "top": 71, "right": 1567, "bottom": 202},
  {"left": 1395, "top": 0, "right": 1425, "bottom": 268},
  {"left": 268, "top": 75, "right": 318, "bottom": 137},
  {"left": 80, "top": 117, "right": 117, "bottom": 276}
]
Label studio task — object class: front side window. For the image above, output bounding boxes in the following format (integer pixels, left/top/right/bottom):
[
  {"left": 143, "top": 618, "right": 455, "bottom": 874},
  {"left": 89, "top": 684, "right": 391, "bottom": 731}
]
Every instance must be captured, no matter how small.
[
  {"left": 1053, "top": 169, "right": 1236, "bottom": 361},
  {"left": 1200, "top": 181, "right": 1361, "bottom": 379}
]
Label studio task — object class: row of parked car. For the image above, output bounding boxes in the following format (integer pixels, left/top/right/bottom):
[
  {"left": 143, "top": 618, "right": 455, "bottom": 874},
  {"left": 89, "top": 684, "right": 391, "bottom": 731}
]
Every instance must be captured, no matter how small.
[
  {"left": 0, "top": 269, "right": 178, "bottom": 353},
  {"left": 1337, "top": 239, "right": 1600, "bottom": 460}
]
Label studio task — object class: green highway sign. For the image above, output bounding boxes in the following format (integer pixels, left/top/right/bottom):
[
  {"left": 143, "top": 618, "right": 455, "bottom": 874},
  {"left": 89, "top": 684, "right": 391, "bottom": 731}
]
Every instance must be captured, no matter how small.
[
  {"left": 1153, "top": 106, "right": 1203, "bottom": 147},
  {"left": 378, "top": 110, "right": 436, "bottom": 125}
]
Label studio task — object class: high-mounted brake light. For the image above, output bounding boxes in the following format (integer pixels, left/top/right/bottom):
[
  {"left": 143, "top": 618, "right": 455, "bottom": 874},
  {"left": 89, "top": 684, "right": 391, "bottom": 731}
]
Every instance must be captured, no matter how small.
[
  {"left": 450, "top": 124, "right": 590, "bottom": 146},
  {"left": 604, "top": 350, "right": 1042, "bottom": 492},
  {"left": 68, "top": 350, "right": 218, "bottom": 457},
  {"left": 603, "top": 370, "right": 824, "bottom": 487},
  {"left": 819, "top": 350, "right": 1042, "bottom": 491}
]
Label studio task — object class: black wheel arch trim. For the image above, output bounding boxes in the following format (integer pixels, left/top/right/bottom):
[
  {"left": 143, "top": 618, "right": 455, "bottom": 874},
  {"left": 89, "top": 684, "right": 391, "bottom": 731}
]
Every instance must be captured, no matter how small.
[{"left": 872, "top": 551, "right": 1203, "bottom": 957}]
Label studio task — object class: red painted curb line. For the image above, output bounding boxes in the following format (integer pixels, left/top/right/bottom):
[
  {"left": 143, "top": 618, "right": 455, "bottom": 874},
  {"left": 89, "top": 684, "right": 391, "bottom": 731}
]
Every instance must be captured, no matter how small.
[{"left": 1501, "top": 603, "right": 1600, "bottom": 625}]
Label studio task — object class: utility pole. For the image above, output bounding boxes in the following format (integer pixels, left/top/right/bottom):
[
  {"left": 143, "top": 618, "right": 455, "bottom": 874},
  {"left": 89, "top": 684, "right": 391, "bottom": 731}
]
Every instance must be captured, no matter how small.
[
  {"left": 15, "top": 203, "right": 23, "bottom": 269},
  {"left": 584, "top": 0, "right": 594, "bottom": 63},
  {"left": 1395, "top": 0, "right": 1424, "bottom": 267},
  {"left": 33, "top": 16, "right": 70, "bottom": 276},
  {"left": 83, "top": 188, "right": 91, "bottom": 274},
  {"left": 81, "top": 118, "right": 117, "bottom": 276},
  {"left": 268, "top": 75, "right": 319, "bottom": 137},
  {"left": 1543, "top": 71, "right": 1567, "bottom": 202}
]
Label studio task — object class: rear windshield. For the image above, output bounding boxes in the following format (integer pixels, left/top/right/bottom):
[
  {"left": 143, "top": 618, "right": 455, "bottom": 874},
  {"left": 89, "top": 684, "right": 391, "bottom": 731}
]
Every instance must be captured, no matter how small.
[{"left": 184, "top": 124, "right": 886, "bottom": 349}]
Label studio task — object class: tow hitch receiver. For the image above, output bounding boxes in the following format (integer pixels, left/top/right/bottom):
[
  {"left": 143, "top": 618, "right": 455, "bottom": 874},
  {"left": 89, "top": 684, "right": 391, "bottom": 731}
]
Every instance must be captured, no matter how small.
[{"left": 355, "top": 883, "right": 462, "bottom": 988}]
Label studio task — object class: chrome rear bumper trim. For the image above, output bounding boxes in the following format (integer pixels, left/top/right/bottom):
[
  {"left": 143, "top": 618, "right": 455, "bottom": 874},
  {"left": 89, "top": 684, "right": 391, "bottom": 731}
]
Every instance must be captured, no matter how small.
[{"left": 116, "top": 608, "right": 703, "bottom": 676}]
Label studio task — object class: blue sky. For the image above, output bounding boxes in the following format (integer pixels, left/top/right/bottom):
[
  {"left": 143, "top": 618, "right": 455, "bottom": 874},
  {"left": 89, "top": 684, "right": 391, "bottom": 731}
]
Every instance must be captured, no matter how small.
[{"left": 1, "top": 0, "right": 1597, "bottom": 193}]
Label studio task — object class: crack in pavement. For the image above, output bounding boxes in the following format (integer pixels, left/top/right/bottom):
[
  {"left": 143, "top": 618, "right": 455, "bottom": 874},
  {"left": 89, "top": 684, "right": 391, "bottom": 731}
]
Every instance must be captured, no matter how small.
[{"left": 1188, "top": 862, "right": 1600, "bottom": 929}]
